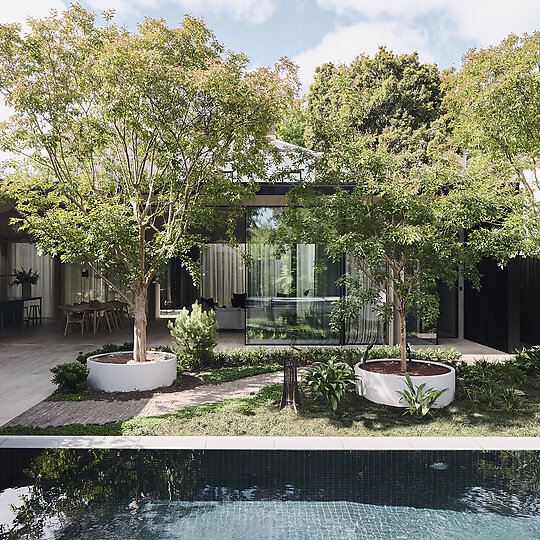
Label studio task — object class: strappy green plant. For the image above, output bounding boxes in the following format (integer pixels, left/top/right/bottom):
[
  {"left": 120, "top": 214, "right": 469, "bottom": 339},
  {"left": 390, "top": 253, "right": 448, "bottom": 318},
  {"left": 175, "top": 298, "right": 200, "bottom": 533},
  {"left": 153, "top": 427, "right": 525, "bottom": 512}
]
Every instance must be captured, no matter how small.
[
  {"left": 396, "top": 373, "right": 448, "bottom": 416},
  {"left": 302, "top": 359, "right": 357, "bottom": 411}
]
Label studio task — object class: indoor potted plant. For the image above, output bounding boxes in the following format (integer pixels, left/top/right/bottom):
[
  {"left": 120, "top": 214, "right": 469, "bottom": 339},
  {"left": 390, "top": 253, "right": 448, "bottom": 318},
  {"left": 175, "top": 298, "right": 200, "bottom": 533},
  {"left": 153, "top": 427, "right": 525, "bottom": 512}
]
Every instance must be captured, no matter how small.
[{"left": 12, "top": 268, "right": 39, "bottom": 298}]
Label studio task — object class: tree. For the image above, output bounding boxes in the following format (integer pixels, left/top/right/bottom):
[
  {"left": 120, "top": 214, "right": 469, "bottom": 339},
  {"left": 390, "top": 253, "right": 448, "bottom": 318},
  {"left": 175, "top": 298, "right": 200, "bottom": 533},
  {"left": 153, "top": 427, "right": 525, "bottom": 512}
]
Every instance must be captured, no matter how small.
[
  {"left": 279, "top": 137, "right": 519, "bottom": 371},
  {"left": 3, "top": 449, "right": 203, "bottom": 538},
  {"left": 0, "top": 6, "right": 296, "bottom": 361},
  {"left": 274, "top": 47, "right": 520, "bottom": 369},
  {"left": 445, "top": 32, "right": 540, "bottom": 250},
  {"left": 304, "top": 47, "right": 449, "bottom": 158}
]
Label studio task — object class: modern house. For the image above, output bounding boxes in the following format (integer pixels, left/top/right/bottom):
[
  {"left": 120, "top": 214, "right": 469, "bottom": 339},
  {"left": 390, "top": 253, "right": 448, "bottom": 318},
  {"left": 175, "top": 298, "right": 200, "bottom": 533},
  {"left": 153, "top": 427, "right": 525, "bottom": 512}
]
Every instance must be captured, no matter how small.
[{"left": 0, "top": 132, "right": 537, "bottom": 352}]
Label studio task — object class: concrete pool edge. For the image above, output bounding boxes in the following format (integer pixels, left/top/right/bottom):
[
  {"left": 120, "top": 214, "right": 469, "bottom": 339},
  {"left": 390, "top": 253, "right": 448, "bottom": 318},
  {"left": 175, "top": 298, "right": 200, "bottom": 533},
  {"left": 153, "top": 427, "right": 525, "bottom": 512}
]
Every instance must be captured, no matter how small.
[{"left": 1, "top": 436, "right": 540, "bottom": 450}]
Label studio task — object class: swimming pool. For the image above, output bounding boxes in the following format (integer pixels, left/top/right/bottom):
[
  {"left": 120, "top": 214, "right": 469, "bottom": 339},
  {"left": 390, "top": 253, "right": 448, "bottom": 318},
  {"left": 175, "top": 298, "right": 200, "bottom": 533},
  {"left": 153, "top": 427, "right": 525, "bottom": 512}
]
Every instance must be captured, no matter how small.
[{"left": 1, "top": 449, "right": 539, "bottom": 539}]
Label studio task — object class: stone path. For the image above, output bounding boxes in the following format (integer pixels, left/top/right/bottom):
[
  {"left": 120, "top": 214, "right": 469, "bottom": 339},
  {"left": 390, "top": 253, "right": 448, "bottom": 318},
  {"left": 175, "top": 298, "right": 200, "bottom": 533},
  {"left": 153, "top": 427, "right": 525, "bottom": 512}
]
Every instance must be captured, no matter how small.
[{"left": 4, "top": 371, "right": 286, "bottom": 429}]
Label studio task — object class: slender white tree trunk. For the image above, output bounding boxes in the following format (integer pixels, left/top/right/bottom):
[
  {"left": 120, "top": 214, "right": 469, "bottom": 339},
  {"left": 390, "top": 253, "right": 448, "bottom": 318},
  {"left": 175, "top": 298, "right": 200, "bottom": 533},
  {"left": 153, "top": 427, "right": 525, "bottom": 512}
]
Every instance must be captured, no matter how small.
[
  {"left": 133, "top": 282, "right": 147, "bottom": 363},
  {"left": 399, "top": 303, "right": 407, "bottom": 372}
]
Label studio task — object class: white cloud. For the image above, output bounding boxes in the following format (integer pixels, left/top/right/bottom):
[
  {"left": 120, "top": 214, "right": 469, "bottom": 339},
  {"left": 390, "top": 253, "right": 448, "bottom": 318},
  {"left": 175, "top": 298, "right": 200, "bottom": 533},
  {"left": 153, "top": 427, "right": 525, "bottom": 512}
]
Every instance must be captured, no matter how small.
[
  {"left": 0, "top": 2, "right": 67, "bottom": 28},
  {"left": 86, "top": 0, "right": 158, "bottom": 17},
  {"left": 294, "top": 20, "right": 434, "bottom": 91},
  {"left": 317, "top": 0, "right": 540, "bottom": 46},
  {"left": 172, "top": 0, "right": 275, "bottom": 24},
  {"left": 86, "top": 0, "right": 275, "bottom": 24}
]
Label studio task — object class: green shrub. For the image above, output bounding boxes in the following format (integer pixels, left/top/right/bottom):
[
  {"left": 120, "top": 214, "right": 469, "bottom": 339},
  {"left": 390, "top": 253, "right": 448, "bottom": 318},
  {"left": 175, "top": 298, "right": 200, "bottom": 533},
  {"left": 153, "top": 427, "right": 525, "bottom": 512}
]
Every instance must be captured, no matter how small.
[
  {"left": 302, "top": 359, "right": 357, "bottom": 411},
  {"left": 51, "top": 363, "right": 89, "bottom": 393},
  {"left": 168, "top": 301, "right": 218, "bottom": 369},
  {"left": 396, "top": 373, "right": 448, "bottom": 416},
  {"left": 210, "top": 345, "right": 460, "bottom": 371},
  {"left": 513, "top": 346, "right": 540, "bottom": 374}
]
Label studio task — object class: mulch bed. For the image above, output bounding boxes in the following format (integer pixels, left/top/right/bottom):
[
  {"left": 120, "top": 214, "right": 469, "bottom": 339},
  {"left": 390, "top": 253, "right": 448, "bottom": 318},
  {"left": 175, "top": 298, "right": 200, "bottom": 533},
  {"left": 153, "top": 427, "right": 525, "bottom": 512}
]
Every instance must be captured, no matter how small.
[
  {"left": 92, "top": 352, "right": 165, "bottom": 364},
  {"left": 359, "top": 360, "right": 450, "bottom": 376},
  {"left": 57, "top": 374, "right": 205, "bottom": 402}
]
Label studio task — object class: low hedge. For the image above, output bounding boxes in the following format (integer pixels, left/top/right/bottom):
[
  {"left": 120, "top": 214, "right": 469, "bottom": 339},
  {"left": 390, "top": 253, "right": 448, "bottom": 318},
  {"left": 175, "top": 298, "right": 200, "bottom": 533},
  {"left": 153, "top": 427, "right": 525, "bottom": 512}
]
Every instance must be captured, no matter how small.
[{"left": 76, "top": 343, "right": 462, "bottom": 370}]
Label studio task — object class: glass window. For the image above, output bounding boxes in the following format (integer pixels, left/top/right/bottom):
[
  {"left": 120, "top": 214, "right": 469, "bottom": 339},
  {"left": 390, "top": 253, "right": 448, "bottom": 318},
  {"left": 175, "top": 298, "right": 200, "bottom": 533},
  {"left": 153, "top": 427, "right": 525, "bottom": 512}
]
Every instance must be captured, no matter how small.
[
  {"left": 200, "top": 244, "right": 246, "bottom": 308},
  {"left": 246, "top": 207, "right": 340, "bottom": 345}
]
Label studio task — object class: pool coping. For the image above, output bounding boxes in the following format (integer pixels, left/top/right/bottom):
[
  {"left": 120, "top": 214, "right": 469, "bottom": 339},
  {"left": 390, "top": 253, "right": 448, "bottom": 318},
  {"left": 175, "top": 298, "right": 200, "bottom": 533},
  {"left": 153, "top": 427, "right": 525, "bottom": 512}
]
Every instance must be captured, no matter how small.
[{"left": 0, "top": 436, "right": 540, "bottom": 450}]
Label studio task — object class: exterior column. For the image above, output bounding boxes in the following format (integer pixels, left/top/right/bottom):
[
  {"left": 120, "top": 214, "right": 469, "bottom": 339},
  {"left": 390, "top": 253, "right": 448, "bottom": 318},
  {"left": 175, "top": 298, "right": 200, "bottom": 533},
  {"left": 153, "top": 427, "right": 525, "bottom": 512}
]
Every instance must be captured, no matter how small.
[{"left": 507, "top": 257, "right": 521, "bottom": 352}]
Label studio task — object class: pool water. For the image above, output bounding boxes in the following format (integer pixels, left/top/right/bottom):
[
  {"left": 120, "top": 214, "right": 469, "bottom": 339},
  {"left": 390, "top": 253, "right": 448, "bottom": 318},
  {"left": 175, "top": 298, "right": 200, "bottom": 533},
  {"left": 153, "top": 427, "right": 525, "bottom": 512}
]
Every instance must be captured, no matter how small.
[{"left": 1, "top": 449, "right": 539, "bottom": 539}]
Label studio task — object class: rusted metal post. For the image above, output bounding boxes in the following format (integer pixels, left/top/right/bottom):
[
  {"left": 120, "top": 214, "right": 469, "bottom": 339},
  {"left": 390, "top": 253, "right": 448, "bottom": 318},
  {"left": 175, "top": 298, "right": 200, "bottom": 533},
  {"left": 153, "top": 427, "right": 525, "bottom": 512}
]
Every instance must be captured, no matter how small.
[{"left": 280, "top": 338, "right": 301, "bottom": 412}]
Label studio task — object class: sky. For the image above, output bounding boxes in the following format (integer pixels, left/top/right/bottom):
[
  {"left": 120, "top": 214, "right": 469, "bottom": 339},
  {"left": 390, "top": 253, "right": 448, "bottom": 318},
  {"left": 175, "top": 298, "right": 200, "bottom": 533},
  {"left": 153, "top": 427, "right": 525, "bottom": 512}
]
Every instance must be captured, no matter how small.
[{"left": 2, "top": 0, "right": 540, "bottom": 92}]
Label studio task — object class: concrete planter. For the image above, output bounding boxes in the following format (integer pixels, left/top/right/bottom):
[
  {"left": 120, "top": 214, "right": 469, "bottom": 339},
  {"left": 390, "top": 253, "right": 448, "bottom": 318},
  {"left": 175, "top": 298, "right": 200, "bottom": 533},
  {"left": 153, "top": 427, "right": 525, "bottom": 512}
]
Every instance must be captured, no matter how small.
[
  {"left": 354, "top": 359, "right": 455, "bottom": 408},
  {"left": 87, "top": 351, "right": 177, "bottom": 392}
]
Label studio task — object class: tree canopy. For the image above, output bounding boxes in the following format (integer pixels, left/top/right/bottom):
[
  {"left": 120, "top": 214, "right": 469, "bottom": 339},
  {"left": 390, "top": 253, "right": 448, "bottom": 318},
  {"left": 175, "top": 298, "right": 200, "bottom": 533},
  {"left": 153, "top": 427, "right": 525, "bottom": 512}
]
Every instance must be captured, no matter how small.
[
  {"left": 301, "top": 47, "right": 449, "bottom": 158},
  {"left": 278, "top": 136, "right": 520, "bottom": 369},
  {"left": 0, "top": 5, "right": 296, "bottom": 361},
  {"left": 445, "top": 31, "right": 540, "bottom": 248}
]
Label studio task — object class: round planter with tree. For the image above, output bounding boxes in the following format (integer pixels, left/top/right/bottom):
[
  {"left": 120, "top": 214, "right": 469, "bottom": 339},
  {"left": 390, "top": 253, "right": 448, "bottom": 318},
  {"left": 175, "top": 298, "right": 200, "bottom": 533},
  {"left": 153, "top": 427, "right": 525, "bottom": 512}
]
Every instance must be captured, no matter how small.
[
  {"left": 354, "top": 359, "right": 455, "bottom": 408},
  {"left": 86, "top": 351, "right": 177, "bottom": 392}
]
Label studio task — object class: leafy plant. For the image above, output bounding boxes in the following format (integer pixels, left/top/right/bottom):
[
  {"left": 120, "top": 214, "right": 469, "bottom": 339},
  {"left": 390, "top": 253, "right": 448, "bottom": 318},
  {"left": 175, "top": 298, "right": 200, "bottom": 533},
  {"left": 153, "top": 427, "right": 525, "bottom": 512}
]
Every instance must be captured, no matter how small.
[
  {"left": 502, "top": 388, "right": 521, "bottom": 411},
  {"left": 396, "top": 373, "right": 448, "bottom": 416},
  {"left": 169, "top": 302, "right": 218, "bottom": 370},
  {"left": 302, "top": 359, "right": 357, "bottom": 411},
  {"left": 11, "top": 267, "right": 39, "bottom": 286},
  {"left": 479, "top": 382, "right": 500, "bottom": 408},
  {"left": 513, "top": 346, "right": 540, "bottom": 374},
  {"left": 50, "top": 363, "right": 89, "bottom": 393}
]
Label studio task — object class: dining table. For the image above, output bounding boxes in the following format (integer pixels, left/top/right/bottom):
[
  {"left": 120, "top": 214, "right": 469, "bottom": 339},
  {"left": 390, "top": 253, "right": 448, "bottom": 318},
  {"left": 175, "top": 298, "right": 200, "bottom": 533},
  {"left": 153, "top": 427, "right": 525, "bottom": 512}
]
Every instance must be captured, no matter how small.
[{"left": 60, "top": 300, "right": 127, "bottom": 335}]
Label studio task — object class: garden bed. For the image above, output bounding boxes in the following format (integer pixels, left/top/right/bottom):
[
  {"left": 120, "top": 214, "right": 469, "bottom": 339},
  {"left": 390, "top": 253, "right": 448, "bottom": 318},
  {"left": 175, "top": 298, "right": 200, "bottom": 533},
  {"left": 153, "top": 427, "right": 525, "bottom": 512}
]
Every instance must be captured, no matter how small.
[
  {"left": 359, "top": 361, "right": 450, "bottom": 376},
  {"left": 3, "top": 377, "right": 540, "bottom": 437}
]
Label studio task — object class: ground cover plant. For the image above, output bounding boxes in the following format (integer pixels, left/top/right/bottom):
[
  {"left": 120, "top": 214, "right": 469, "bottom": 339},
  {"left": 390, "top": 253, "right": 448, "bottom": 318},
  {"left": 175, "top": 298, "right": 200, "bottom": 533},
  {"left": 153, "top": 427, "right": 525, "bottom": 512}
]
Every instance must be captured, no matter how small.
[
  {"left": 14, "top": 346, "right": 540, "bottom": 437},
  {"left": 4, "top": 364, "right": 540, "bottom": 437}
]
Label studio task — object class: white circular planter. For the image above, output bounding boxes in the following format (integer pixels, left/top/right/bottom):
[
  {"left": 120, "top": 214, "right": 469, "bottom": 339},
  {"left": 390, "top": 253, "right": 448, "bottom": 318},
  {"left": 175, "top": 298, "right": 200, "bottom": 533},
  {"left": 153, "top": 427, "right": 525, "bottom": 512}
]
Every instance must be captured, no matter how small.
[
  {"left": 87, "top": 351, "right": 177, "bottom": 392},
  {"left": 354, "top": 359, "right": 455, "bottom": 408}
]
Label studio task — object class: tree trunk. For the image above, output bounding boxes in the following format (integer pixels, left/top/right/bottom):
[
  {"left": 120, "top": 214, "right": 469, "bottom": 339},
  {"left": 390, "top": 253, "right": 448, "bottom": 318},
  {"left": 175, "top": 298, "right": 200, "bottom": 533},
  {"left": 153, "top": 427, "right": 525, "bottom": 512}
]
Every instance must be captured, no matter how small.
[
  {"left": 399, "top": 305, "right": 407, "bottom": 372},
  {"left": 133, "top": 282, "right": 148, "bottom": 363}
]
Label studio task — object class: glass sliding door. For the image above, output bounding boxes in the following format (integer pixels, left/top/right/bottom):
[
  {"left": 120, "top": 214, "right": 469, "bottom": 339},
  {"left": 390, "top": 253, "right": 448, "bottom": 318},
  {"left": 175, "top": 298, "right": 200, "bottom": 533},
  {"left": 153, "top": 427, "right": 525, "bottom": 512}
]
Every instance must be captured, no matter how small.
[
  {"left": 246, "top": 208, "right": 340, "bottom": 345},
  {"left": 200, "top": 244, "right": 246, "bottom": 308},
  {"left": 342, "top": 255, "right": 386, "bottom": 344},
  {"left": 160, "top": 258, "right": 197, "bottom": 315}
]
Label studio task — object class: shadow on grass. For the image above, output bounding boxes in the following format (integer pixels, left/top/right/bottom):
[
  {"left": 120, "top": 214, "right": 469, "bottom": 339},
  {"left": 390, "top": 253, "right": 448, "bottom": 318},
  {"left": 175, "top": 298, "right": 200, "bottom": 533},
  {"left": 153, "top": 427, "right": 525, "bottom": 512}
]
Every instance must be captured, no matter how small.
[
  {"left": 295, "top": 383, "right": 540, "bottom": 435},
  {"left": 1, "top": 381, "right": 539, "bottom": 437}
]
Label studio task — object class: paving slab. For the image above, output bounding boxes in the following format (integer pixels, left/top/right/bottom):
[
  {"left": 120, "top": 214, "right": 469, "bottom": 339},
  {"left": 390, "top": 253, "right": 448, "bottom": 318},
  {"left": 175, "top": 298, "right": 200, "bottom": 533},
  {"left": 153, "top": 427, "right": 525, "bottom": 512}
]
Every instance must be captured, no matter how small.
[
  {"left": 3, "top": 370, "right": 285, "bottom": 428},
  {"left": 342, "top": 437, "right": 414, "bottom": 450},
  {"left": 2, "top": 435, "right": 540, "bottom": 450},
  {"left": 407, "top": 437, "right": 484, "bottom": 450}
]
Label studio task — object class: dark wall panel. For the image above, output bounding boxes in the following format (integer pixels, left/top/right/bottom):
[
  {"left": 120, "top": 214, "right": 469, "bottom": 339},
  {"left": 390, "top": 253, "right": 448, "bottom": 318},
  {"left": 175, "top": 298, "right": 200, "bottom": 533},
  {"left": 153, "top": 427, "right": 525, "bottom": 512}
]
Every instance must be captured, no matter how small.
[
  {"left": 520, "top": 257, "right": 540, "bottom": 346},
  {"left": 464, "top": 259, "right": 508, "bottom": 352}
]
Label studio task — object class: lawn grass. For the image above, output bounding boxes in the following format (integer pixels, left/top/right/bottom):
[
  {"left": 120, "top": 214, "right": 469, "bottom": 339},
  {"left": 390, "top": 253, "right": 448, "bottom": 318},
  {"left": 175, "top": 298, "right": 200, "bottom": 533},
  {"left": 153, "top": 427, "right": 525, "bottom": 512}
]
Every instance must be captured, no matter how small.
[
  {"left": 3, "top": 380, "right": 540, "bottom": 437},
  {"left": 46, "top": 364, "right": 283, "bottom": 401},
  {"left": 199, "top": 363, "right": 282, "bottom": 384}
]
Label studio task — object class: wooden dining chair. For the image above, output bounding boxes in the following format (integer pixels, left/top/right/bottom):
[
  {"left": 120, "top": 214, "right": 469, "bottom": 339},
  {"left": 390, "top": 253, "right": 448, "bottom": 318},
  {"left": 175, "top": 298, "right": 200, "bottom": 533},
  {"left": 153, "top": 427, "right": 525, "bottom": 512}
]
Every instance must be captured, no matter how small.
[{"left": 64, "top": 310, "right": 88, "bottom": 336}]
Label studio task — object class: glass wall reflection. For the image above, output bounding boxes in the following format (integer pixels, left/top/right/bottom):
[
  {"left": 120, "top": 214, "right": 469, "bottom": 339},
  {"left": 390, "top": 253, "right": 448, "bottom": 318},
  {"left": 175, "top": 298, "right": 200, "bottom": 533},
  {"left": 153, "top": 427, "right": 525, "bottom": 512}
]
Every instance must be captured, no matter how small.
[{"left": 246, "top": 208, "right": 341, "bottom": 345}]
